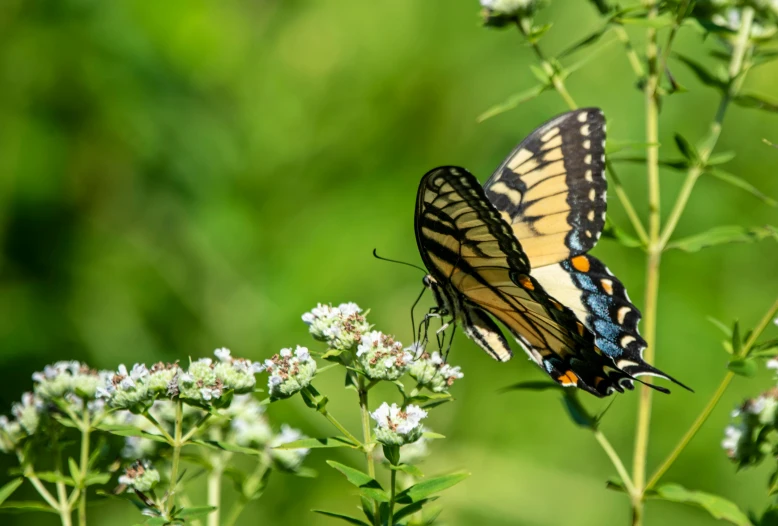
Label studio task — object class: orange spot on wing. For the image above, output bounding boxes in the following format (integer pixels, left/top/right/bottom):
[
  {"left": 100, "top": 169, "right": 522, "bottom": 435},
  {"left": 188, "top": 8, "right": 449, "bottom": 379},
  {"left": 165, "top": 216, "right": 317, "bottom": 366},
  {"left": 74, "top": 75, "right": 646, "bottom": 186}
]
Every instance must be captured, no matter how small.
[
  {"left": 557, "top": 371, "right": 579, "bottom": 386},
  {"left": 571, "top": 255, "right": 590, "bottom": 272},
  {"left": 518, "top": 275, "right": 534, "bottom": 290}
]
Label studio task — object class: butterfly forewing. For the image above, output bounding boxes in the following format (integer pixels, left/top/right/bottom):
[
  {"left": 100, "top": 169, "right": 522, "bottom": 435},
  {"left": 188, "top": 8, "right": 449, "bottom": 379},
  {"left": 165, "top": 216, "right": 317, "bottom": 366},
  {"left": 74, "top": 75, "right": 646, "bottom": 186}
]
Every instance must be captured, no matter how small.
[{"left": 484, "top": 108, "right": 607, "bottom": 268}]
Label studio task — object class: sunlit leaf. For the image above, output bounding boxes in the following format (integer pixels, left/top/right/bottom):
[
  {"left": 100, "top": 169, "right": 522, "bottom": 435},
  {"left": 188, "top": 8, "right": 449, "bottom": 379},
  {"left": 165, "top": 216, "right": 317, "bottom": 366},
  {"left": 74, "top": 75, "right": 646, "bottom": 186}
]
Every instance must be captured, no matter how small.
[
  {"left": 176, "top": 506, "right": 217, "bottom": 519},
  {"left": 477, "top": 84, "right": 549, "bottom": 123},
  {"left": 707, "top": 317, "right": 733, "bottom": 338},
  {"left": 706, "top": 151, "right": 736, "bottom": 165},
  {"left": 666, "top": 226, "right": 778, "bottom": 252},
  {"left": 327, "top": 461, "right": 389, "bottom": 502},
  {"left": 395, "top": 472, "right": 469, "bottom": 504},
  {"left": 653, "top": 483, "right": 753, "bottom": 525}
]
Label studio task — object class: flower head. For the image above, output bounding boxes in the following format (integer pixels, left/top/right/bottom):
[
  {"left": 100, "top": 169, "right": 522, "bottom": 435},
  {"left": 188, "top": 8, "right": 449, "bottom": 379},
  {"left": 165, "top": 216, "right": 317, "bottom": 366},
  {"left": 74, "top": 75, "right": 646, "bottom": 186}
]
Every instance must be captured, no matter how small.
[
  {"left": 269, "top": 424, "right": 310, "bottom": 471},
  {"left": 356, "top": 331, "right": 414, "bottom": 381},
  {"left": 302, "top": 303, "right": 370, "bottom": 350},
  {"left": 409, "top": 351, "right": 464, "bottom": 393},
  {"left": 263, "top": 346, "right": 317, "bottom": 399},
  {"left": 119, "top": 460, "right": 161, "bottom": 493},
  {"left": 371, "top": 402, "right": 427, "bottom": 446},
  {"left": 481, "top": 0, "right": 542, "bottom": 27}
]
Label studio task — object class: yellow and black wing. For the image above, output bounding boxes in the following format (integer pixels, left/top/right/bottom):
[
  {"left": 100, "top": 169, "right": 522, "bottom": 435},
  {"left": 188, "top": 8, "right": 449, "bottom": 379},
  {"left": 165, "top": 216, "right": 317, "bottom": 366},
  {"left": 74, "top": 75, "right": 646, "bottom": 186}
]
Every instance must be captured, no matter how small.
[
  {"left": 415, "top": 166, "right": 642, "bottom": 396},
  {"left": 483, "top": 108, "right": 607, "bottom": 268}
]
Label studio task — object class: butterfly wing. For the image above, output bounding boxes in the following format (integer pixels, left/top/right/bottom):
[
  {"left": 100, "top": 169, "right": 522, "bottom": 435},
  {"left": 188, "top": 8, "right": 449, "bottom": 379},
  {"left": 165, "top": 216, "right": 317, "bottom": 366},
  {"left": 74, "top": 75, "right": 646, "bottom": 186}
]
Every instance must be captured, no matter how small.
[
  {"left": 415, "top": 166, "right": 640, "bottom": 396},
  {"left": 483, "top": 108, "right": 607, "bottom": 268},
  {"left": 483, "top": 108, "right": 689, "bottom": 391}
]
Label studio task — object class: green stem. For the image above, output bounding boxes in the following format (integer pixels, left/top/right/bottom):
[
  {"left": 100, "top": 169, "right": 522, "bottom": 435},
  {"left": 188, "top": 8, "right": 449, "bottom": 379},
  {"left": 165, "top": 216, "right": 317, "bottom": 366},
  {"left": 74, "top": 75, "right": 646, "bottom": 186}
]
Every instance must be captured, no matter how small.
[
  {"left": 77, "top": 411, "right": 91, "bottom": 526},
  {"left": 389, "top": 468, "right": 397, "bottom": 526},
  {"left": 54, "top": 447, "right": 72, "bottom": 526},
  {"left": 614, "top": 25, "right": 646, "bottom": 79},
  {"left": 594, "top": 430, "right": 638, "bottom": 498},
  {"left": 358, "top": 381, "right": 376, "bottom": 479},
  {"left": 165, "top": 399, "right": 184, "bottom": 517},
  {"left": 646, "top": 296, "right": 778, "bottom": 490},
  {"left": 516, "top": 17, "right": 649, "bottom": 244},
  {"left": 182, "top": 412, "right": 212, "bottom": 443},
  {"left": 320, "top": 408, "right": 363, "bottom": 447},
  {"left": 142, "top": 411, "right": 174, "bottom": 444},
  {"left": 21, "top": 463, "right": 62, "bottom": 513},
  {"left": 658, "top": 7, "right": 754, "bottom": 249},
  {"left": 223, "top": 454, "right": 271, "bottom": 526},
  {"left": 206, "top": 453, "right": 229, "bottom": 526}
]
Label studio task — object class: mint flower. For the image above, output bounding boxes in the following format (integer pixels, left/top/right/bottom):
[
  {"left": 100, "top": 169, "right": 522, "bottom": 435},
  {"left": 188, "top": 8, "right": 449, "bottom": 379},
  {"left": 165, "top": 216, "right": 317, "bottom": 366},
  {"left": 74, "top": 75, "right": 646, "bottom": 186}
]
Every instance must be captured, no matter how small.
[
  {"left": 32, "top": 361, "right": 112, "bottom": 404},
  {"left": 371, "top": 402, "right": 427, "bottom": 446},
  {"left": 409, "top": 351, "right": 464, "bottom": 393},
  {"left": 356, "top": 331, "right": 414, "bottom": 381},
  {"left": 302, "top": 302, "right": 370, "bottom": 350},
  {"left": 226, "top": 395, "right": 273, "bottom": 448},
  {"left": 481, "top": 0, "right": 542, "bottom": 26},
  {"left": 119, "top": 461, "right": 161, "bottom": 493},
  {"left": 99, "top": 363, "right": 172, "bottom": 411},
  {"left": 264, "top": 346, "right": 317, "bottom": 399},
  {"left": 269, "top": 424, "right": 310, "bottom": 471},
  {"left": 12, "top": 393, "right": 44, "bottom": 435},
  {"left": 212, "top": 348, "right": 263, "bottom": 394},
  {"left": 722, "top": 425, "right": 744, "bottom": 459},
  {"left": 0, "top": 416, "right": 24, "bottom": 453}
]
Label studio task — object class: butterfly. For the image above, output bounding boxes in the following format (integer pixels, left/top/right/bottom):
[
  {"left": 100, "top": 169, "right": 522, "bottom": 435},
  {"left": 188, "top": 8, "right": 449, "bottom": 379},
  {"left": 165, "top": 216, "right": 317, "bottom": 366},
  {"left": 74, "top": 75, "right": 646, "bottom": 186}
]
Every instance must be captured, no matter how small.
[{"left": 414, "top": 108, "right": 689, "bottom": 397}]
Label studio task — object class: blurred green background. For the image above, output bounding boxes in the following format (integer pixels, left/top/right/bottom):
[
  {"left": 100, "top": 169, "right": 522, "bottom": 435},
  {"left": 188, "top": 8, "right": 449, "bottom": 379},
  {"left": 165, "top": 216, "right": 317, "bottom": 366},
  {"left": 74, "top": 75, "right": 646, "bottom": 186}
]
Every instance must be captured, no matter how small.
[{"left": 1, "top": 0, "right": 777, "bottom": 524}]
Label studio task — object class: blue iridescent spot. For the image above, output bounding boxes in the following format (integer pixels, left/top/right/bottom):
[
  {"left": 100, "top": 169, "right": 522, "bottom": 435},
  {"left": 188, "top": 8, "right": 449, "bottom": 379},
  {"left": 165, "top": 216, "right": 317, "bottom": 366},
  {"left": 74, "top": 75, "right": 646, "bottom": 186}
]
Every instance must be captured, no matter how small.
[{"left": 568, "top": 231, "right": 583, "bottom": 252}]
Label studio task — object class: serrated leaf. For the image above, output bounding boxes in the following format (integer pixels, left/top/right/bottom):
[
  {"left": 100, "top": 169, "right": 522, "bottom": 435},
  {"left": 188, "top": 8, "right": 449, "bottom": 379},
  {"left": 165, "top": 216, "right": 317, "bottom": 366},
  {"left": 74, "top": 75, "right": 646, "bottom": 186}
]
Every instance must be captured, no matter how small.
[
  {"left": 674, "top": 134, "right": 700, "bottom": 163},
  {"left": 477, "top": 84, "right": 548, "bottom": 123},
  {"left": 0, "top": 501, "right": 59, "bottom": 513},
  {"left": 313, "top": 510, "right": 371, "bottom": 526},
  {"left": 273, "top": 437, "right": 359, "bottom": 450},
  {"left": 706, "top": 168, "right": 777, "bottom": 206},
  {"left": 176, "top": 506, "right": 217, "bottom": 519},
  {"left": 673, "top": 53, "right": 726, "bottom": 89},
  {"left": 395, "top": 472, "right": 469, "bottom": 504},
  {"left": 0, "top": 480, "right": 22, "bottom": 505},
  {"left": 733, "top": 93, "right": 778, "bottom": 113},
  {"left": 666, "top": 225, "right": 778, "bottom": 252},
  {"left": 653, "top": 483, "right": 752, "bottom": 525},
  {"left": 728, "top": 358, "right": 757, "bottom": 377}
]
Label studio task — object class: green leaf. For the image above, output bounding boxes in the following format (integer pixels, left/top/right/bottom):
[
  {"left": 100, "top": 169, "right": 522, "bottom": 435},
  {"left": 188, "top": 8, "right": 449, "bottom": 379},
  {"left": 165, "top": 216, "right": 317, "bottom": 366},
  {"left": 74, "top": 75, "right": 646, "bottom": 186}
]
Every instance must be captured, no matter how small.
[
  {"left": 314, "top": 510, "right": 371, "bottom": 526},
  {"left": 272, "top": 437, "right": 359, "bottom": 449},
  {"left": 393, "top": 498, "right": 436, "bottom": 522},
  {"left": 327, "top": 461, "right": 389, "bottom": 502},
  {"left": 733, "top": 93, "right": 778, "bottom": 113},
  {"left": 84, "top": 473, "right": 112, "bottom": 486},
  {"left": 674, "top": 133, "right": 700, "bottom": 164},
  {"left": 0, "top": 480, "right": 22, "bottom": 506},
  {"left": 728, "top": 358, "right": 757, "bottom": 378},
  {"left": 526, "top": 23, "right": 552, "bottom": 43},
  {"left": 383, "top": 445, "right": 401, "bottom": 467},
  {"left": 558, "top": 25, "right": 609, "bottom": 59},
  {"left": 602, "top": 218, "right": 644, "bottom": 249},
  {"left": 321, "top": 349, "right": 346, "bottom": 361},
  {"left": 608, "top": 155, "right": 689, "bottom": 170},
  {"left": 529, "top": 64, "right": 550, "bottom": 84},
  {"left": 706, "top": 151, "right": 736, "bottom": 165},
  {"left": 732, "top": 321, "right": 742, "bottom": 356},
  {"left": 68, "top": 458, "right": 80, "bottom": 484},
  {"left": 707, "top": 317, "right": 733, "bottom": 338},
  {"left": 395, "top": 472, "right": 469, "bottom": 504},
  {"left": 562, "top": 391, "right": 597, "bottom": 429},
  {"left": 618, "top": 13, "right": 675, "bottom": 28},
  {"left": 477, "top": 84, "right": 548, "bottom": 123},
  {"left": 33, "top": 471, "right": 75, "bottom": 486},
  {"left": 191, "top": 439, "right": 258, "bottom": 455},
  {"left": 653, "top": 483, "right": 753, "bottom": 525},
  {"left": 666, "top": 225, "right": 778, "bottom": 252},
  {"left": 97, "top": 424, "right": 168, "bottom": 443},
  {"left": 705, "top": 168, "right": 777, "bottom": 206},
  {"left": 390, "top": 463, "right": 424, "bottom": 478},
  {"left": 300, "top": 384, "right": 329, "bottom": 411},
  {"left": 673, "top": 53, "right": 726, "bottom": 90},
  {"left": 499, "top": 381, "right": 563, "bottom": 393},
  {"left": 421, "top": 431, "right": 445, "bottom": 440},
  {"left": 0, "top": 501, "right": 59, "bottom": 514},
  {"left": 752, "top": 339, "right": 778, "bottom": 354},
  {"left": 176, "top": 506, "right": 217, "bottom": 519}
]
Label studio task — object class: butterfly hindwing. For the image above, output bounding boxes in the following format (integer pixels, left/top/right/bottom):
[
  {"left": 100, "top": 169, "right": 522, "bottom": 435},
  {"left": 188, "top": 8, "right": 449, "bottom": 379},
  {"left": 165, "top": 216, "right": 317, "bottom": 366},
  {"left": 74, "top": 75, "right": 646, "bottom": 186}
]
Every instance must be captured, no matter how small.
[
  {"left": 483, "top": 108, "right": 607, "bottom": 268},
  {"left": 415, "top": 166, "right": 637, "bottom": 396}
]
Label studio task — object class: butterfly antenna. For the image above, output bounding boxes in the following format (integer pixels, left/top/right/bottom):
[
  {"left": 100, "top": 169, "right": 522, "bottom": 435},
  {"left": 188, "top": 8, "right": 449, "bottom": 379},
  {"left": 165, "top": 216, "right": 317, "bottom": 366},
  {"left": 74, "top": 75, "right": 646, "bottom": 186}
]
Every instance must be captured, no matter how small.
[{"left": 372, "top": 249, "right": 427, "bottom": 274}]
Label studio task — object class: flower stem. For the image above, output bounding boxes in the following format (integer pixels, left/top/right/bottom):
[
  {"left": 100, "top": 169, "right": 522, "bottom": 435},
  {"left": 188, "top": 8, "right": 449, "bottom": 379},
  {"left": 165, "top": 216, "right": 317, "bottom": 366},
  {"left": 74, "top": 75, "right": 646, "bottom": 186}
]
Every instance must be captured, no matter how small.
[
  {"left": 593, "top": 430, "right": 637, "bottom": 498},
  {"left": 223, "top": 454, "right": 271, "bottom": 526},
  {"left": 182, "top": 412, "right": 211, "bottom": 443},
  {"left": 389, "top": 467, "right": 397, "bottom": 526},
  {"left": 77, "top": 411, "right": 91, "bottom": 526},
  {"left": 631, "top": 4, "right": 661, "bottom": 523},
  {"left": 142, "top": 410, "right": 175, "bottom": 444},
  {"left": 320, "top": 408, "right": 363, "bottom": 447},
  {"left": 358, "top": 380, "right": 376, "bottom": 479},
  {"left": 54, "top": 447, "right": 72, "bottom": 526},
  {"left": 21, "top": 462, "right": 63, "bottom": 516},
  {"left": 165, "top": 399, "right": 184, "bottom": 517},
  {"left": 206, "top": 454, "right": 228, "bottom": 526},
  {"left": 646, "top": 296, "right": 778, "bottom": 490}
]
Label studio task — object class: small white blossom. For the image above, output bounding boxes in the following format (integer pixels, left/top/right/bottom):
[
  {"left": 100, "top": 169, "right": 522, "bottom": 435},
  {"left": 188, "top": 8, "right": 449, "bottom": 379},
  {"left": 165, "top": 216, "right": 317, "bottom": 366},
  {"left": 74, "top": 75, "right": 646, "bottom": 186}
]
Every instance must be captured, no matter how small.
[
  {"left": 263, "top": 346, "right": 317, "bottom": 399},
  {"left": 371, "top": 402, "right": 427, "bottom": 446},
  {"left": 302, "top": 302, "right": 370, "bottom": 350},
  {"left": 356, "top": 331, "right": 413, "bottom": 381},
  {"left": 722, "top": 425, "right": 743, "bottom": 458},
  {"left": 119, "top": 461, "right": 160, "bottom": 493},
  {"left": 214, "top": 348, "right": 232, "bottom": 362},
  {"left": 409, "top": 351, "right": 464, "bottom": 393},
  {"left": 269, "top": 424, "right": 310, "bottom": 471}
]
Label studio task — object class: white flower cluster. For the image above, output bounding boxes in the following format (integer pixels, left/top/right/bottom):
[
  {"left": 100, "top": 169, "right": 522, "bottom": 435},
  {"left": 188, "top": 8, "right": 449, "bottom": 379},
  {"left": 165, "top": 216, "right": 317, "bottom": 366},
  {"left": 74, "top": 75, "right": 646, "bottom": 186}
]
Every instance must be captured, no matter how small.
[
  {"left": 119, "top": 460, "right": 161, "bottom": 493},
  {"left": 98, "top": 349, "right": 263, "bottom": 411},
  {"left": 371, "top": 402, "right": 427, "bottom": 446},
  {"left": 226, "top": 394, "right": 274, "bottom": 448},
  {"left": 357, "top": 331, "right": 414, "bottom": 381},
  {"left": 480, "top": 0, "right": 541, "bottom": 25},
  {"left": 0, "top": 393, "right": 44, "bottom": 453},
  {"left": 409, "top": 350, "right": 464, "bottom": 393},
  {"left": 263, "top": 346, "right": 317, "bottom": 399},
  {"left": 302, "top": 302, "right": 370, "bottom": 350},
  {"left": 269, "top": 424, "right": 310, "bottom": 471},
  {"left": 32, "top": 361, "right": 112, "bottom": 404},
  {"left": 722, "top": 388, "right": 778, "bottom": 465},
  {"left": 694, "top": 0, "right": 778, "bottom": 39}
]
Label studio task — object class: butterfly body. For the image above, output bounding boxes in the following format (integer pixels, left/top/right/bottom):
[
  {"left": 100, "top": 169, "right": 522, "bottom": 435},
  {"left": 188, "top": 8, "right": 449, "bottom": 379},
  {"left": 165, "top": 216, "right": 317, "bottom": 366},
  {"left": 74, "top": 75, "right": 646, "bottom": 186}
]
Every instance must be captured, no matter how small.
[{"left": 414, "top": 109, "right": 688, "bottom": 397}]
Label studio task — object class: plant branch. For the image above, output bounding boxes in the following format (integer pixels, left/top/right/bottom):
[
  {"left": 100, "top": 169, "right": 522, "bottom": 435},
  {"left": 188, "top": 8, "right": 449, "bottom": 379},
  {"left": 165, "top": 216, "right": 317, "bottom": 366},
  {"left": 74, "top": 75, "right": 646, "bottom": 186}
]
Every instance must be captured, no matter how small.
[
  {"left": 646, "top": 295, "right": 778, "bottom": 489},
  {"left": 165, "top": 399, "right": 184, "bottom": 517},
  {"left": 77, "top": 411, "right": 91, "bottom": 526},
  {"left": 593, "top": 430, "right": 638, "bottom": 498}
]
